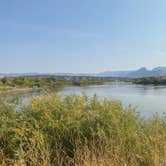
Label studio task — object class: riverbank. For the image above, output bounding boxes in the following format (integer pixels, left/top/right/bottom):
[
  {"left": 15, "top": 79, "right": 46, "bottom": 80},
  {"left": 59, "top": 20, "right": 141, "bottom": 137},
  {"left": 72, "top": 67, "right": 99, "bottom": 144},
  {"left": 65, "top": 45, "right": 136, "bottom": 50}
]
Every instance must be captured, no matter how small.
[
  {"left": 0, "top": 87, "right": 34, "bottom": 94},
  {"left": 0, "top": 76, "right": 107, "bottom": 93},
  {"left": 133, "top": 76, "right": 166, "bottom": 85}
]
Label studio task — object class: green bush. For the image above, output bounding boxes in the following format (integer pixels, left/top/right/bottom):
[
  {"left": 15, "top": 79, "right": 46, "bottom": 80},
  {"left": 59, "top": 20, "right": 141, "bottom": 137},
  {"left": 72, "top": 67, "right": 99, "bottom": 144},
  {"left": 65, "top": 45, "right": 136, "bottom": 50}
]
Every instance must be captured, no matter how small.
[{"left": 0, "top": 94, "right": 165, "bottom": 165}]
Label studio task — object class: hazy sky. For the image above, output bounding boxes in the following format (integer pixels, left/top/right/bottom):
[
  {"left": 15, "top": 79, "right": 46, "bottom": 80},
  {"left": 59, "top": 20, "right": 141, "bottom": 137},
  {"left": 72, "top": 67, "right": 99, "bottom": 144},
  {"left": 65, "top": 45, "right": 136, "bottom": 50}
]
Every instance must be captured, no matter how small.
[{"left": 1, "top": 0, "right": 166, "bottom": 73}]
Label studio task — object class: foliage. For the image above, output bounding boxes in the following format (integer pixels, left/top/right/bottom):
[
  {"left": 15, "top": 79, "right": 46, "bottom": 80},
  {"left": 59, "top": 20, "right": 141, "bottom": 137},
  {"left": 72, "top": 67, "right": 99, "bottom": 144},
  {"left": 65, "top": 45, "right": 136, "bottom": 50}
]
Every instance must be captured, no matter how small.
[
  {"left": 0, "top": 76, "right": 104, "bottom": 91},
  {"left": 0, "top": 94, "right": 166, "bottom": 165},
  {"left": 133, "top": 77, "right": 166, "bottom": 85}
]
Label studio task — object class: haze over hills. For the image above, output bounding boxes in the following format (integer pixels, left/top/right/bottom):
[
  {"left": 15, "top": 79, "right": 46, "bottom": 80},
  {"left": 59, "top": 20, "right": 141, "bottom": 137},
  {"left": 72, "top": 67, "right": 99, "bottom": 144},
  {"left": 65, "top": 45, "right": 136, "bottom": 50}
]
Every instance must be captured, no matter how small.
[
  {"left": 1, "top": 67, "right": 166, "bottom": 78},
  {"left": 98, "top": 67, "right": 166, "bottom": 78}
]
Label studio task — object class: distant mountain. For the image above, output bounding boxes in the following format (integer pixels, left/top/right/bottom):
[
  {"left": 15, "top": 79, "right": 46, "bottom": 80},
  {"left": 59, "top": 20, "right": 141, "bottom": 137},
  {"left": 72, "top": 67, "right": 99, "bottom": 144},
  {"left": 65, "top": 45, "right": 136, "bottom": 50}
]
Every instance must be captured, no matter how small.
[
  {"left": 98, "top": 67, "right": 166, "bottom": 78},
  {"left": 1, "top": 67, "right": 166, "bottom": 78}
]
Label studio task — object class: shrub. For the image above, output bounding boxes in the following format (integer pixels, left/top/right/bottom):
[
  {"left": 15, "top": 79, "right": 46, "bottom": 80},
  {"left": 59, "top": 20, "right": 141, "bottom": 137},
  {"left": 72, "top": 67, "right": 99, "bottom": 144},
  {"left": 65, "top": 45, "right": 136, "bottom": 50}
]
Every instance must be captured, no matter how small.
[{"left": 0, "top": 94, "right": 165, "bottom": 165}]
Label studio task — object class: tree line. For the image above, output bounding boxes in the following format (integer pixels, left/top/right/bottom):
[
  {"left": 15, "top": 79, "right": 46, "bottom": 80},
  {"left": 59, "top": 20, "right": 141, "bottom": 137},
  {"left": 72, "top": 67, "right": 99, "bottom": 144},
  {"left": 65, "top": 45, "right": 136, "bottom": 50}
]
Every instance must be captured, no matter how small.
[{"left": 133, "top": 76, "right": 166, "bottom": 85}]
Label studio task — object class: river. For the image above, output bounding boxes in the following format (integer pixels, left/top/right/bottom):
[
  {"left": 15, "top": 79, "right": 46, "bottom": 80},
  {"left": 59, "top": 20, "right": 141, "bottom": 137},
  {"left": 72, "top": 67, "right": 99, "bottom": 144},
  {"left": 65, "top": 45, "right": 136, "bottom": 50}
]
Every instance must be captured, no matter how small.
[{"left": 58, "top": 82, "right": 166, "bottom": 118}]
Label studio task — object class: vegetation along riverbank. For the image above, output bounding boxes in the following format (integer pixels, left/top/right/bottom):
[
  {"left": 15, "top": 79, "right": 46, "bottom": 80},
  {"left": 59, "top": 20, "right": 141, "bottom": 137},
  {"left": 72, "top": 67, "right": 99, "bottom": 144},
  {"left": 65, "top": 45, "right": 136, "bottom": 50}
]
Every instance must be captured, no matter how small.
[
  {"left": 0, "top": 93, "right": 165, "bottom": 165},
  {"left": 0, "top": 76, "right": 109, "bottom": 93},
  {"left": 133, "top": 76, "right": 166, "bottom": 85}
]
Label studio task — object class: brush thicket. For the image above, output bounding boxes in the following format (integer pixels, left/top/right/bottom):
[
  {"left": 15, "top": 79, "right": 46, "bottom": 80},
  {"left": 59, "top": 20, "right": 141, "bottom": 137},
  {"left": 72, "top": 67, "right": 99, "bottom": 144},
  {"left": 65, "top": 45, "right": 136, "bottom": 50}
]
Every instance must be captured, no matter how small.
[{"left": 0, "top": 94, "right": 165, "bottom": 165}]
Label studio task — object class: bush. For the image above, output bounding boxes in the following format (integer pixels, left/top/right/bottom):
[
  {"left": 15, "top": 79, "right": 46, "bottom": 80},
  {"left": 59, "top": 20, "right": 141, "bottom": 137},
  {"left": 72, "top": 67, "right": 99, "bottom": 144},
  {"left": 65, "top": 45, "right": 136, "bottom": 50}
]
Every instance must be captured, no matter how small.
[{"left": 0, "top": 94, "right": 165, "bottom": 165}]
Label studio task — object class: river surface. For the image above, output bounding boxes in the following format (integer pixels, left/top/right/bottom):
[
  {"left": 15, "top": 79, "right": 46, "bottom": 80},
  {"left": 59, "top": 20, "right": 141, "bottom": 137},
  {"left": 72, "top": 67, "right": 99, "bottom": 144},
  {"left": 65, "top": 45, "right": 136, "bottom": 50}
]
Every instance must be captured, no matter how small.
[{"left": 58, "top": 82, "right": 166, "bottom": 118}]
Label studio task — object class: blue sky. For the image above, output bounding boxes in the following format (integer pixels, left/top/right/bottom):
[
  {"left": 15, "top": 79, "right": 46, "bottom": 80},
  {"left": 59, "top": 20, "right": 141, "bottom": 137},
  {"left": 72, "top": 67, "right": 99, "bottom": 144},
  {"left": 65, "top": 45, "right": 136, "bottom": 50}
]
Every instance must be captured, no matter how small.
[{"left": 0, "top": 0, "right": 166, "bottom": 73}]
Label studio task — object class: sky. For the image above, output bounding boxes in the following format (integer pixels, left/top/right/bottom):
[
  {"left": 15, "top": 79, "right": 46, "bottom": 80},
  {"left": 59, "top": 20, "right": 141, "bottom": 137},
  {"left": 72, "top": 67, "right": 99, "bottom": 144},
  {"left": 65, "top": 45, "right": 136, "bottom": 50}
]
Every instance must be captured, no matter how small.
[{"left": 0, "top": 0, "right": 166, "bottom": 73}]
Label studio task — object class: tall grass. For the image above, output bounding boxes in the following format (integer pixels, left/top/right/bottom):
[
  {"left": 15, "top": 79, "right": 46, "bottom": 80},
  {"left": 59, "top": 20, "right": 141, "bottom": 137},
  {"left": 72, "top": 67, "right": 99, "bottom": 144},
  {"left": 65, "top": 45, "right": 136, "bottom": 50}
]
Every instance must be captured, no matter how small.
[{"left": 0, "top": 94, "right": 166, "bottom": 165}]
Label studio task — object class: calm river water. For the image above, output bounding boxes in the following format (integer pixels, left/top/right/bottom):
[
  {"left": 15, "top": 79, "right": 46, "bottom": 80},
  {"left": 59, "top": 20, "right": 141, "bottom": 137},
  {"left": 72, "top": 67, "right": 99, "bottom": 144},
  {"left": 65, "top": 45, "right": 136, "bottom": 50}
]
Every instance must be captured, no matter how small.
[{"left": 58, "top": 82, "right": 166, "bottom": 118}]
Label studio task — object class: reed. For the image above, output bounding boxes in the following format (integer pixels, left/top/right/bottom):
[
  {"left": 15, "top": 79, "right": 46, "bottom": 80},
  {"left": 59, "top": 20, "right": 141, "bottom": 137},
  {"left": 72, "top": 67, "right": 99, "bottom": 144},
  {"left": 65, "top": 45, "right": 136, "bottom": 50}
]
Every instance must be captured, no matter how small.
[{"left": 0, "top": 94, "right": 165, "bottom": 165}]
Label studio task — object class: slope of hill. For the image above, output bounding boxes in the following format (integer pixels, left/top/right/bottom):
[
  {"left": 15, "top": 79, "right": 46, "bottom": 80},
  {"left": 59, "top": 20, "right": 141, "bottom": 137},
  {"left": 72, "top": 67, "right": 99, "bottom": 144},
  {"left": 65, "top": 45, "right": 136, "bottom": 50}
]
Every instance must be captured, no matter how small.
[{"left": 99, "top": 67, "right": 166, "bottom": 78}]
